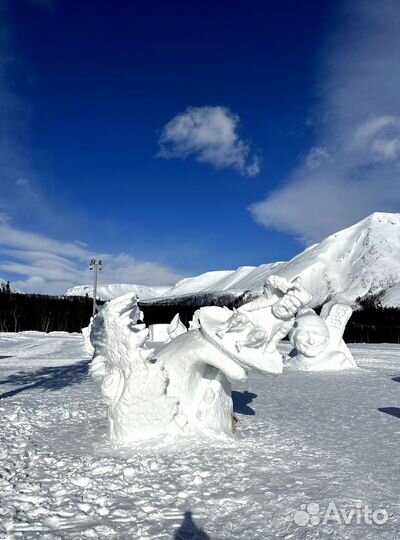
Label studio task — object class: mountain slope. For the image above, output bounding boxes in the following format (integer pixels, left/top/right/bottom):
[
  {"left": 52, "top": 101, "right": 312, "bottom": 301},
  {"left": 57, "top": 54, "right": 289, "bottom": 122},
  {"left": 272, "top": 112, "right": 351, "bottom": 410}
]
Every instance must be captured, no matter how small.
[
  {"left": 161, "top": 213, "right": 400, "bottom": 308},
  {"left": 65, "top": 283, "right": 169, "bottom": 301},
  {"left": 65, "top": 213, "right": 400, "bottom": 308}
]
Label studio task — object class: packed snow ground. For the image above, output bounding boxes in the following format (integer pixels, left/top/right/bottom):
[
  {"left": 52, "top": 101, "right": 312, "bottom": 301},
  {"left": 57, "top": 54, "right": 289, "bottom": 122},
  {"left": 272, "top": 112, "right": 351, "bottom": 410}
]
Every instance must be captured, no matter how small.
[{"left": 0, "top": 333, "right": 399, "bottom": 539}]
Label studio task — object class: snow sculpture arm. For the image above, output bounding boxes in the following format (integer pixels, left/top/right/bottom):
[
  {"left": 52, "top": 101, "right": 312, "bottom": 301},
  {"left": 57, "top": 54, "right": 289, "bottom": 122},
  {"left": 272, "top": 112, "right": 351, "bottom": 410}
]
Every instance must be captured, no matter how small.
[
  {"left": 239, "top": 276, "right": 308, "bottom": 314},
  {"left": 322, "top": 303, "right": 357, "bottom": 368},
  {"left": 216, "top": 309, "right": 253, "bottom": 338},
  {"left": 322, "top": 304, "right": 351, "bottom": 347}
]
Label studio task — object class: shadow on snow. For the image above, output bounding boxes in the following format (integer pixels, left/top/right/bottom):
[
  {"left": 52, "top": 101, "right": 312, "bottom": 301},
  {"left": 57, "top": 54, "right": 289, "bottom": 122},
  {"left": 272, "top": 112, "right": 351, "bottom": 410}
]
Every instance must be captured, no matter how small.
[
  {"left": 173, "top": 511, "right": 210, "bottom": 540},
  {"left": 0, "top": 360, "right": 90, "bottom": 399},
  {"left": 378, "top": 407, "right": 400, "bottom": 420},
  {"left": 232, "top": 390, "right": 257, "bottom": 416}
]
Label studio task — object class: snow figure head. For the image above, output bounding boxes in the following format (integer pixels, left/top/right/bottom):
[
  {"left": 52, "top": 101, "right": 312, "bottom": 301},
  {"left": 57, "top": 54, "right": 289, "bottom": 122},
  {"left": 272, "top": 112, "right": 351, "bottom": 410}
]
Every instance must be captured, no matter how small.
[
  {"left": 272, "top": 293, "right": 304, "bottom": 320},
  {"left": 287, "top": 304, "right": 357, "bottom": 371},
  {"left": 267, "top": 277, "right": 312, "bottom": 321},
  {"left": 289, "top": 311, "right": 330, "bottom": 358}
]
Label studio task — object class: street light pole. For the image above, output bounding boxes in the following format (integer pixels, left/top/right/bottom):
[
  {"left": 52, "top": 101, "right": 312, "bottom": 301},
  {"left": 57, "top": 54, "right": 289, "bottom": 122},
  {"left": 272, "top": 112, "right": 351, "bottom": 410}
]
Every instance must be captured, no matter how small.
[{"left": 89, "top": 259, "right": 102, "bottom": 317}]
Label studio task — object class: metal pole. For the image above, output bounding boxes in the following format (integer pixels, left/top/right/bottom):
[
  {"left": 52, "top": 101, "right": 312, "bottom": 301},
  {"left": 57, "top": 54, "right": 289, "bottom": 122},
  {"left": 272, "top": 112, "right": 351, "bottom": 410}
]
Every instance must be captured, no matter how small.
[
  {"left": 92, "top": 264, "right": 98, "bottom": 317},
  {"left": 90, "top": 259, "right": 102, "bottom": 317}
]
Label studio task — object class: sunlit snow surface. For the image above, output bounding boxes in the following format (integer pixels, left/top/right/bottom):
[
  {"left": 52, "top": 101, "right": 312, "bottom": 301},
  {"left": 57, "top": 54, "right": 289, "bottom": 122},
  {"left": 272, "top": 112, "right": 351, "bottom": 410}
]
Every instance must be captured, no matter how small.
[{"left": 0, "top": 332, "right": 399, "bottom": 539}]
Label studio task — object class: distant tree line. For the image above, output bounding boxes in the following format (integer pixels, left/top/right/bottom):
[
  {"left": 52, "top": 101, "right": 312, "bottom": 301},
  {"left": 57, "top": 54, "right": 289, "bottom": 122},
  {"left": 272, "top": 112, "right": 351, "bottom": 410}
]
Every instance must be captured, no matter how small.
[
  {"left": 139, "top": 292, "right": 249, "bottom": 327},
  {"left": 342, "top": 295, "right": 400, "bottom": 343},
  {"left": 0, "top": 283, "right": 95, "bottom": 333},
  {"left": 1, "top": 281, "right": 400, "bottom": 342}
]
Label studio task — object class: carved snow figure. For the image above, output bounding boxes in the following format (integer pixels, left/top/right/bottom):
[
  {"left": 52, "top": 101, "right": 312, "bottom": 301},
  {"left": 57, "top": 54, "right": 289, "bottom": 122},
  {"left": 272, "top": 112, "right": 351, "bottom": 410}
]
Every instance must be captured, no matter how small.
[
  {"left": 287, "top": 303, "right": 357, "bottom": 371},
  {"left": 90, "top": 293, "right": 179, "bottom": 444},
  {"left": 148, "top": 323, "right": 170, "bottom": 343},
  {"left": 90, "top": 277, "right": 312, "bottom": 445},
  {"left": 167, "top": 313, "right": 187, "bottom": 341},
  {"left": 82, "top": 317, "right": 95, "bottom": 356}
]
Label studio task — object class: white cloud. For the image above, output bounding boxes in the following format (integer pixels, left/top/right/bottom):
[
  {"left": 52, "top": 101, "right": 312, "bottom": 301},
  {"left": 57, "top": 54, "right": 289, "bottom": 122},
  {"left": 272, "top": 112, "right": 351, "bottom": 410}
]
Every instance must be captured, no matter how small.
[
  {"left": 306, "top": 147, "right": 330, "bottom": 170},
  {"left": 0, "top": 212, "right": 11, "bottom": 225},
  {"left": 250, "top": 0, "right": 400, "bottom": 243},
  {"left": 352, "top": 116, "right": 400, "bottom": 162},
  {"left": 0, "top": 224, "right": 183, "bottom": 295},
  {"left": 158, "top": 106, "right": 261, "bottom": 177}
]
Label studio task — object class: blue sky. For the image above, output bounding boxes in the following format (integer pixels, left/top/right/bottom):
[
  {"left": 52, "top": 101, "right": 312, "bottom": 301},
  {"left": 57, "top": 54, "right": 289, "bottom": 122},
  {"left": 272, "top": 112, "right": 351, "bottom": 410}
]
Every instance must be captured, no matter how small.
[{"left": 1, "top": 0, "right": 400, "bottom": 294}]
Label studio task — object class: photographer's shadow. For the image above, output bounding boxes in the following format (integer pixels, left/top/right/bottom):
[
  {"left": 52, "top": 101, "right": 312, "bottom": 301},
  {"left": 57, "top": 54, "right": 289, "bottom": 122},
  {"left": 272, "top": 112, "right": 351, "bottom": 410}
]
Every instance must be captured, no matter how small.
[{"left": 174, "top": 511, "right": 210, "bottom": 540}]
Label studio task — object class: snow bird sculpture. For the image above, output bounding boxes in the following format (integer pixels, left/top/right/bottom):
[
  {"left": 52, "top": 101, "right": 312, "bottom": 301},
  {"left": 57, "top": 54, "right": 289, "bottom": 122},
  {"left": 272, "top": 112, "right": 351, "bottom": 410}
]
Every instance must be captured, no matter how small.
[{"left": 89, "top": 276, "right": 312, "bottom": 445}]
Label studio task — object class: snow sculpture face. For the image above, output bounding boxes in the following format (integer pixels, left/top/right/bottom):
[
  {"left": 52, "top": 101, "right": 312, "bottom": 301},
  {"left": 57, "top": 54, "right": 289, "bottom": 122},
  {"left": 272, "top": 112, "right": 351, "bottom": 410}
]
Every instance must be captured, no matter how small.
[
  {"left": 271, "top": 292, "right": 304, "bottom": 320},
  {"left": 287, "top": 304, "right": 357, "bottom": 372},
  {"left": 290, "top": 314, "right": 329, "bottom": 357}
]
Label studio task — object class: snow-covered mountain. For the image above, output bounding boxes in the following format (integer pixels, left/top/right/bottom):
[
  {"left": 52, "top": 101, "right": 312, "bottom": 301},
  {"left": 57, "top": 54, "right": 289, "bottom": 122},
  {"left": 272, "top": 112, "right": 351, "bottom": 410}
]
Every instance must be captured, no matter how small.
[
  {"left": 65, "top": 213, "right": 400, "bottom": 308},
  {"left": 0, "top": 279, "right": 20, "bottom": 293},
  {"left": 65, "top": 283, "right": 169, "bottom": 301},
  {"left": 161, "top": 213, "right": 400, "bottom": 308}
]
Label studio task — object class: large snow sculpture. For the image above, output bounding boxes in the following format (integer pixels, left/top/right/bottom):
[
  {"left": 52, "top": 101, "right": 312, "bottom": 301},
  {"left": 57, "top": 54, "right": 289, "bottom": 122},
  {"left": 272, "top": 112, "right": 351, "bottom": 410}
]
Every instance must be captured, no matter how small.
[
  {"left": 287, "top": 303, "right": 357, "bottom": 371},
  {"left": 90, "top": 277, "right": 312, "bottom": 444}
]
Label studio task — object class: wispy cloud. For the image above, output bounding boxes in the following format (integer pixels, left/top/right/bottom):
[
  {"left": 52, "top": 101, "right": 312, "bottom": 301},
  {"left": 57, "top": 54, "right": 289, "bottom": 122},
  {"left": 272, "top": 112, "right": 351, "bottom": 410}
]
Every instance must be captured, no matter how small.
[
  {"left": 250, "top": 0, "right": 400, "bottom": 243},
  {"left": 158, "top": 106, "right": 261, "bottom": 177},
  {"left": 0, "top": 224, "right": 183, "bottom": 295}
]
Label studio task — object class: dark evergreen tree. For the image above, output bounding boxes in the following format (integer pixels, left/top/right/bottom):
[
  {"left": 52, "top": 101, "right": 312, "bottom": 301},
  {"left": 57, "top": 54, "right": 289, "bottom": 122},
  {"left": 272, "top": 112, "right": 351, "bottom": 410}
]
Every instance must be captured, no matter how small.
[{"left": 0, "top": 291, "right": 100, "bottom": 333}]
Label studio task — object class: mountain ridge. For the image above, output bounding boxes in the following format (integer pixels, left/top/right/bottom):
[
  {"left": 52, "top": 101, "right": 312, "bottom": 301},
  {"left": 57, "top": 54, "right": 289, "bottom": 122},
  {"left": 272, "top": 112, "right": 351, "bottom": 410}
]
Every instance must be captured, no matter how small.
[
  {"left": 160, "top": 212, "right": 400, "bottom": 308},
  {"left": 65, "top": 283, "right": 169, "bottom": 301},
  {"left": 63, "top": 213, "right": 400, "bottom": 308}
]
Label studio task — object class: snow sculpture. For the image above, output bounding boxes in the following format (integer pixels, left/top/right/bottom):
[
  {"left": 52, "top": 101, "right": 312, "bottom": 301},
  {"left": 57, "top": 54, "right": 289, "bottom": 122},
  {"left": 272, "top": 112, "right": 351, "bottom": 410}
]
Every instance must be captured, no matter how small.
[
  {"left": 287, "top": 303, "right": 357, "bottom": 371},
  {"left": 148, "top": 323, "right": 170, "bottom": 343},
  {"left": 90, "top": 293, "right": 178, "bottom": 443},
  {"left": 167, "top": 313, "right": 187, "bottom": 341},
  {"left": 146, "top": 315, "right": 187, "bottom": 346},
  {"left": 82, "top": 317, "right": 94, "bottom": 355},
  {"left": 90, "top": 277, "right": 312, "bottom": 444}
]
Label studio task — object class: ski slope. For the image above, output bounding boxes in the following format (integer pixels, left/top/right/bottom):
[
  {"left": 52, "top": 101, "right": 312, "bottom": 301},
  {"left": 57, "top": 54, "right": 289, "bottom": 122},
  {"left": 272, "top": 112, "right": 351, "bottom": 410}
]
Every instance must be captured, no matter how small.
[{"left": 0, "top": 332, "right": 399, "bottom": 539}]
